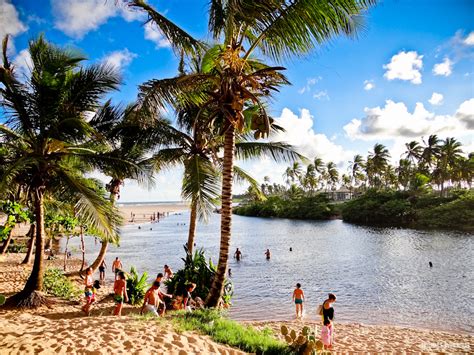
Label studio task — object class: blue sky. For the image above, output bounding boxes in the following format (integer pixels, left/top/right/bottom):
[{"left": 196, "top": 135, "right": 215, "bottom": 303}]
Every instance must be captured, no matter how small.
[{"left": 1, "top": 0, "right": 473, "bottom": 201}]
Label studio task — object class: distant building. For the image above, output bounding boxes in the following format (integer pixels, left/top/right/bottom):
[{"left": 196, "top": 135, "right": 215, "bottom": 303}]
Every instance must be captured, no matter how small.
[{"left": 324, "top": 188, "right": 353, "bottom": 201}]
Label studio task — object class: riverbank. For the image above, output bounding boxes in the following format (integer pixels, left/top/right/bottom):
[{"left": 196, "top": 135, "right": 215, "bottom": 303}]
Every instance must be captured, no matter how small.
[
  {"left": 1, "top": 253, "right": 473, "bottom": 353},
  {"left": 118, "top": 202, "right": 189, "bottom": 225}
]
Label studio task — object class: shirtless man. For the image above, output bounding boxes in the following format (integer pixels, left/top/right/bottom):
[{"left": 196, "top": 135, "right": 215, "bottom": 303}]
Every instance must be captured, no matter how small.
[
  {"left": 99, "top": 259, "right": 107, "bottom": 284},
  {"left": 265, "top": 249, "right": 271, "bottom": 260},
  {"left": 140, "top": 281, "right": 161, "bottom": 316},
  {"left": 234, "top": 248, "right": 242, "bottom": 261},
  {"left": 112, "top": 257, "right": 123, "bottom": 280},
  {"left": 113, "top": 271, "right": 128, "bottom": 316},
  {"left": 164, "top": 265, "right": 173, "bottom": 279}
]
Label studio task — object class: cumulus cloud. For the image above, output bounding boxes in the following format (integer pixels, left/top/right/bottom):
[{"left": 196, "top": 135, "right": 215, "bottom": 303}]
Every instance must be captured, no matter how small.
[
  {"left": 102, "top": 48, "right": 137, "bottom": 71},
  {"left": 343, "top": 98, "right": 474, "bottom": 141},
  {"left": 12, "top": 49, "right": 32, "bottom": 78},
  {"left": 0, "top": 0, "right": 27, "bottom": 51},
  {"left": 383, "top": 51, "right": 423, "bottom": 84},
  {"left": 428, "top": 92, "right": 444, "bottom": 106},
  {"left": 363, "top": 80, "right": 375, "bottom": 91},
  {"left": 297, "top": 76, "right": 322, "bottom": 94},
  {"left": 144, "top": 21, "right": 171, "bottom": 48},
  {"left": 432, "top": 57, "right": 453, "bottom": 76},
  {"left": 463, "top": 31, "right": 474, "bottom": 46},
  {"left": 272, "top": 108, "right": 353, "bottom": 164},
  {"left": 51, "top": 0, "right": 143, "bottom": 39}
]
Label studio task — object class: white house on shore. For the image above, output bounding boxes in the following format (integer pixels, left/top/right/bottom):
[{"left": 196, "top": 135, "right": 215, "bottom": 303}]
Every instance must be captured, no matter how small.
[{"left": 324, "top": 188, "right": 353, "bottom": 201}]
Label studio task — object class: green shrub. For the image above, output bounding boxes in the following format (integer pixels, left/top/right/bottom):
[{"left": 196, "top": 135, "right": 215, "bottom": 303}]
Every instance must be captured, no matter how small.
[
  {"left": 126, "top": 266, "right": 149, "bottom": 305},
  {"left": 43, "top": 268, "right": 82, "bottom": 300},
  {"left": 0, "top": 294, "right": 5, "bottom": 305},
  {"left": 166, "top": 246, "right": 233, "bottom": 305},
  {"left": 6, "top": 241, "right": 27, "bottom": 253},
  {"left": 171, "top": 309, "right": 290, "bottom": 355}
]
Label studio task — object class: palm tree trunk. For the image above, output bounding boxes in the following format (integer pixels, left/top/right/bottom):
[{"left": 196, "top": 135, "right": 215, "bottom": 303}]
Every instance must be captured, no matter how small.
[
  {"left": 22, "top": 224, "right": 35, "bottom": 264},
  {"left": 79, "top": 225, "right": 85, "bottom": 272},
  {"left": 0, "top": 221, "right": 13, "bottom": 254},
  {"left": 187, "top": 199, "right": 198, "bottom": 254},
  {"left": 206, "top": 125, "right": 234, "bottom": 307}
]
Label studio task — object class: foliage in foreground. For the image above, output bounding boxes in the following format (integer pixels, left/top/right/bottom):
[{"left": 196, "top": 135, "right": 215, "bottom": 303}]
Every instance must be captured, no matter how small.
[
  {"left": 171, "top": 309, "right": 290, "bottom": 355},
  {"left": 166, "top": 247, "right": 233, "bottom": 305},
  {"left": 126, "top": 266, "right": 149, "bottom": 305},
  {"left": 234, "top": 195, "right": 338, "bottom": 220},
  {"left": 43, "top": 269, "right": 82, "bottom": 301},
  {"left": 341, "top": 189, "right": 474, "bottom": 230}
]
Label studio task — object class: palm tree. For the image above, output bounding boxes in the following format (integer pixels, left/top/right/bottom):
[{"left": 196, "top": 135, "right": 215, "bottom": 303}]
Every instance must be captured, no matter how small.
[
  {"left": 130, "top": 0, "right": 377, "bottom": 306},
  {"left": 348, "top": 154, "right": 364, "bottom": 189},
  {"left": 396, "top": 158, "right": 411, "bottom": 190},
  {"left": 0, "top": 36, "right": 137, "bottom": 306},
  {"left": 326, "top": 162, "right": 339, "bottom": 190},
  {"left": 420, "top": 134, "right": 441, "bottom": 172},
  {"left": 368, "top": 143, "right": 390, "bottom": 189},
  {"left": 404, "top": 141, "right": 423, "bottom": 165},
  {"left": 313, "top": 157, "right": 325, "bottom": 189},
  {"left": 438, "top": 137, "right": 463, "bottom": 195}
]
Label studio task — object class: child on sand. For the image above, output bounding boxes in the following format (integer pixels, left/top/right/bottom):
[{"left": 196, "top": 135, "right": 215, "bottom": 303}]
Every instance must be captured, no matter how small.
[
  {"left": 82, "top": 267, "right": 95, "bottom": 315},
  {"left": 292, "top": 283, "right": 305, "bottom": 318},
  {"left": 113, "top": 271, "right": 128, "bottom": 316},
  {"left": 321, "top": 318, "right": 333, "bottom": 349},
  {"left": 140, "top": 281, "right": 161, "bottom": 317}
]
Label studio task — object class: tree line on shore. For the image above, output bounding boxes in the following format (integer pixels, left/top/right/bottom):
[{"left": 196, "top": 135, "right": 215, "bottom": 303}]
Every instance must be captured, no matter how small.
[{"left": 0, "top": 0, "right": 378, "bottom": 308}]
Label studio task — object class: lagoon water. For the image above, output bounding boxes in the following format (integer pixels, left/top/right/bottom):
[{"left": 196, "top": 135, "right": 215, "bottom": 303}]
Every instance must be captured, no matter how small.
[{"left": 65, "top": 211, "right": 474, "bottom": 333}]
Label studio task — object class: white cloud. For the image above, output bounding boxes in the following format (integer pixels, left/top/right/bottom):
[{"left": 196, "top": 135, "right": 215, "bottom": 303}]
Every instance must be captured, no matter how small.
[
  {"left": 102, "top": 48, "right": 137, "bottom": 71},
  {"left": 51, "top": 0, "right": 143, "bottom": 39},
  {"left": 363, "top": 80, "right": 375, "bottom": 91},
  {"left": 428, "top": 92, "right": 444, "bottom": 106},
  {"left": 313, "top": 90, "right": 329, "bottom": 100},
  {"left": 463, "top": 31, "right": 474, "bottom": 46},
  {"left": 343, "top": 98, "right": 474, "bottom": 141},
  {"left": 383, "top": 51, "right": 423, "bottom": 84},
  {"left": 144, "top": 21, "right": 171, "bottom": 49},
  {"left": 12, "top": 48, "right": 32, "bottom": 78},
  {"left": 297, "top": 76, "right": 322, "bottom": 94},
  {"left": 271, "top": 108, "right": 353, "bottom": 164},
  {"left": 0, "top": 0, "right": 27, "bottom": 51},
  {"left": 432, "top": 57, "right": 453, "bottom": 76}
]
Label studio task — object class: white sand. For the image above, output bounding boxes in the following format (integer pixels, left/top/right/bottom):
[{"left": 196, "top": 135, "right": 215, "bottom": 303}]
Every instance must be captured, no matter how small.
[{"left": 118, "top": 203, "right": 189, "bottom": 225}]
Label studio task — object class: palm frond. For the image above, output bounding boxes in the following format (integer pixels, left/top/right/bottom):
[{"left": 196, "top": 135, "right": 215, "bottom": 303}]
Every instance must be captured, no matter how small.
[
  {"left": 234, "top": 141, "right": 307, "bottom": 163},
  {"left": 233, "top": 165, "right": 265, "bottom": 200}
]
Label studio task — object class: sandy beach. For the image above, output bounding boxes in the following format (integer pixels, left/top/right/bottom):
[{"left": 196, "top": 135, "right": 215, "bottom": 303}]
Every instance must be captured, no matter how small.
[
  {"left": 118, "top": 202, "right": 189, "bottom": 225},
  {"left": 1, "top": 253, "right": 473, "bottom": 354}
]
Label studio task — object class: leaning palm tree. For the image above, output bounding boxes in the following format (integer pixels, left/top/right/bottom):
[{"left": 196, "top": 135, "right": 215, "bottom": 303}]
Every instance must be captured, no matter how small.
[
  {"left": 404, "top": 141, "right": 423, "bottom": 166},
  {"left": 0, "top": 36, "right": 140, "bottom": 306},
  {"left": 368, "top": 143, "right": 390, "bottom": 189},
  {"left": 129, "top": 0, "right": 377, "bottom": 306}
]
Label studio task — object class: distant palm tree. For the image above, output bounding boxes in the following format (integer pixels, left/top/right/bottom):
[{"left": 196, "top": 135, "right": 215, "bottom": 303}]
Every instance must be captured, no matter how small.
[
  {"left": 326, "top": 162, "right": 339, "bottom": 190},
  {"left": 438, "top": 137, "right": 463, "bottom": 195},
  {"left": 130, "top": 0, "right": 377, "bottom": 307},
  {"left": 349, "top": 154, "right": 364, "bottom": 188},
  {"left": 313, "top": 157, "right": 325, "bottom": 189},
  {"left": 367, "top": 143, "right": 390, "bottom": 189},
  {"left": 420, "top": 134, "right": 441, "bottom": 171},
  {"left": 396, "top": 158, "right": 411, "bottom": 190},
  {"left": 404, "top": 141, "right": 423, "bottom": 165},
  {"left": 0, "top": 36, "right": 137, "bottom": 306}
]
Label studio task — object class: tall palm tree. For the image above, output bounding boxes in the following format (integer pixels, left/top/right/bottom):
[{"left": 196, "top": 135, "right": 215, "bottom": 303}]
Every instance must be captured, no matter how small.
[
  {"left": 130, "top": 0, "right": 377, "bottom": 306},
  {"left": 396, "top": 158, "right": 411, "bottom": 190},
  {"left": 348, "top": 154, "right": 364, "bottom": 189},
  {"left": 313, "top": 157, "right": 325, "bottom": 189},
  {"left": 438, "top": 137, "right": 463, "bottom": 195},
  {"left": 420, "top": 134, "right": 441, "bottom": 172},
  {"left": 404, "top": 141, "right": 422, "bottom": 166},
  {"left": 0, "top": 36, "right": 137, "bottom": 306},
  {"left": 326, "top": 162, "right": 339, "bottom": 190},
  {"left": 368, "top": 143, "right": 390, "bottom": 189}
]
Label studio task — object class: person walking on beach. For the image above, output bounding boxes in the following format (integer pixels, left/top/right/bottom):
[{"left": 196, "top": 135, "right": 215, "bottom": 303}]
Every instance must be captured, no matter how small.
[
  {"left": 321, "top": 293, "right": 336, "bottom": 344},
  {"left": 82, "top": 268, "right": 95, "bottom": 315},
  {"left": 113, "top": 271, "right": 128, "bottom": 316},
  {"left": 112, "top": 257, "right": 123, "bottom": 280},
  {"left": 140, "top": 281, "right": 161, "bottom": 317},
  {"left": 234, "top": 248, "right": 242, "bottom": 261},
  {"left": 99, "top": 259, "right": 107, "bottom": 284},
  {"left": 292, "top": 283, "right": 305, "bottom": 318},
  {"left": 265, "top": 249, "right": 271, "bottom": 260}
]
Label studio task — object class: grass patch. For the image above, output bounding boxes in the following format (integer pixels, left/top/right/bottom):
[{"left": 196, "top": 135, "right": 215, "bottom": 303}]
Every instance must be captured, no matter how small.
[
  {"left": 170, "top": 309, "right": 291, "bottom": 354},
  {"left": 43, "top": 268, "right": 82, "bottom": 301}
]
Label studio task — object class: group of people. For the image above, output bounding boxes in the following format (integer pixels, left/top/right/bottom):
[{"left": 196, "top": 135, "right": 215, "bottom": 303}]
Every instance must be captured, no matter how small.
[
  {"left": 81, "top": 257, "right": 198, "bottom": 318},
  {"left": 292, "top": 284, "right": 337, "bottom": 349},
  {"left": 233, "top": 247, "right": 272, "bottom": 261}
]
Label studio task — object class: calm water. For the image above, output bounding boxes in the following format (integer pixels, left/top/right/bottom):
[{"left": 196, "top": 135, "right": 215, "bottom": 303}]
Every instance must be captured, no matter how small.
[{"left": 64, "top": 211, "right": 474, "bottom": 333}]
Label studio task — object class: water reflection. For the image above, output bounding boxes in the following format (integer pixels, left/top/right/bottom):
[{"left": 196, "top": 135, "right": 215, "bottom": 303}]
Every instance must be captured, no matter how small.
[{"left": 63, "top": 212, "right": 474, "bottom": 333}]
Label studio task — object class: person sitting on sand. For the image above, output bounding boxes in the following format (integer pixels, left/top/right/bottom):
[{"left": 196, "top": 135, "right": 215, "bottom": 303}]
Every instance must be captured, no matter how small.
[
  {"left": 99, "top": 259, "right": 107, "bottom": 284},
  {"left": 183, "top": 283, "right": 196, "bottom": 312},
  {"left": 112, "top": 257, "right": 123, "bottom": 280},
  {"left": 265, "top": 249, "right": 271, "bottom": 260},
  {"left": 164, "top": 265, "right": 174, "bottom": 279},
  {"left": 82, "top": 268, "right": 95, "bottom": 315},
  {"left": 140, "top": 281, "right": 161, "bottom": 317},
  {"left": 234, "top": 248, "right": 242, "bottom": 261},
  {"left": 113, "top": 271, "right": 128, "bottom": 316},
  {"left": 321, "top": 318, "right": 333, "bottom": 349},
  {"left": 292, "top": 283, "right": 305, "bottom": 318}
]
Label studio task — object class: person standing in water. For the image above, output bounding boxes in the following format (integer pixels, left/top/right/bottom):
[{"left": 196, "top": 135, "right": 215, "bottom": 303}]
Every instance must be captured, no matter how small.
[
  {"left": 292, "top": 283, "right": 305, "bottom": 318},
  {"left": 265, "top": 249, "right": 271, "bottom": 260},
  {"left": 234, "top": 248, "right": 242, "bottom": 261}
]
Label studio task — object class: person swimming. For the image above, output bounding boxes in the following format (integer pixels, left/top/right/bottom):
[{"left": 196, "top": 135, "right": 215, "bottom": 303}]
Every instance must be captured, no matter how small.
[
  {"left": 265, "top": 249, "right": 271, "bottom": 260},
  {"left": 234, "top": 248, "right": 242, "bottom": 261}
]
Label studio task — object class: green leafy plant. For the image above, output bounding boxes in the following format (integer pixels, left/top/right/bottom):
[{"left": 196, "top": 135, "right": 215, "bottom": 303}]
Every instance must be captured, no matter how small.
[
  {"left": 43, "top": 268, "right": 82, "bottom": 300},
  {"left": 281, "top": 325, "right": 329, "bottom": 355},
  {"left": 171, "top": 309, "right": 290, "bottom": 355},
  {"left": 166, "top": 246, "right": 233, "bottom": 306},
  {"left": 6, "top": 241, "right": 27, "bottom": 253},
  {"left": 126, "top": 266, "right": 149, "bottom": 305},
  {"left": 0, "top": 294, "right": 6, "bottom": 305}
]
